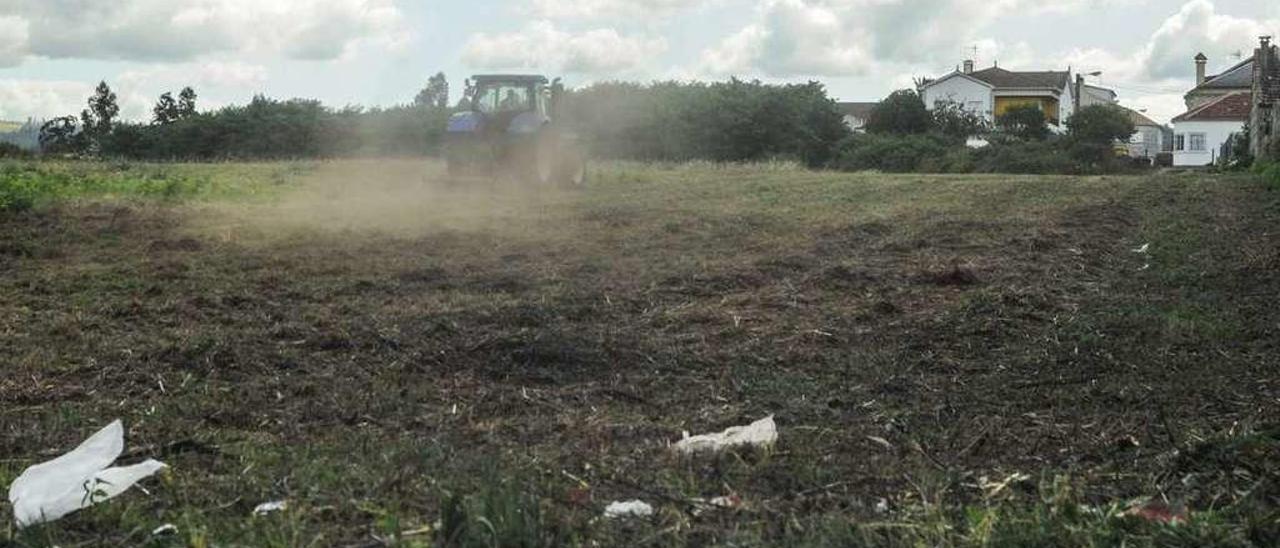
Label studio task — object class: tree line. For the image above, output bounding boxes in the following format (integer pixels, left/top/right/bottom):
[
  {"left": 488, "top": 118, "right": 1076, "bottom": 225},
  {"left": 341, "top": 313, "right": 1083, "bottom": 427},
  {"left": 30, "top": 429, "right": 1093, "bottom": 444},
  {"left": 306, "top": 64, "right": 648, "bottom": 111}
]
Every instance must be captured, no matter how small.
[
  {"left": 34, "top": 74, "right": 1139, "bottom": 174},
  {"left": 38, "top": 74, "right": 454, "bottom": 160}
]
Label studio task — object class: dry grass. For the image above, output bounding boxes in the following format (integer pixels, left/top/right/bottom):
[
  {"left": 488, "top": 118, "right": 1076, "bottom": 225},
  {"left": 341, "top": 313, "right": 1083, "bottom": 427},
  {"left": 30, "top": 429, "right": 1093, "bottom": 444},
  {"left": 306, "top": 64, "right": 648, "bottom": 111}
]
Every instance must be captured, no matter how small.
[{"left": 1, "top": 159, "right": 1278, "bottom": 546}]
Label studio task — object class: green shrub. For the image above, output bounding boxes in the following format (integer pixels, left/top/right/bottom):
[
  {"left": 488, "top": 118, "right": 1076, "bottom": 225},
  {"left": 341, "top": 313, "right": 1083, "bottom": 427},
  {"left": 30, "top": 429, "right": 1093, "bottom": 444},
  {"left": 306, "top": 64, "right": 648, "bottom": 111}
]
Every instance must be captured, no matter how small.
[
  {"left": 997, "top": 105, "right": 1050, "bottom": 141},
  {"left": 437, "top": 480, "right": 566, "bottom": 548},
  {"left": 1254, "top": 161, "right": 1280, "bottom": 190},
  {"left": 971, "top": 140, "right": 1078, "bottom": 174},
  {"left": 865, "top": 89, "right": 932, "bottom": 135},
  {"left": 830, "top": 133, "right": 953, "bottom": 172}
]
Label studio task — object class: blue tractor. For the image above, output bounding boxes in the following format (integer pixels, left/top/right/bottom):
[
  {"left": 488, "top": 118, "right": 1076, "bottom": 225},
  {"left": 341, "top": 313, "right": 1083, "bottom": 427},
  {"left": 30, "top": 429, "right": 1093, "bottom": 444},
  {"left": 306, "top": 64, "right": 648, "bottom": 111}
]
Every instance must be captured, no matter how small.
[{"left": 445, "top": 74, "right": 586, "bottom": 186}]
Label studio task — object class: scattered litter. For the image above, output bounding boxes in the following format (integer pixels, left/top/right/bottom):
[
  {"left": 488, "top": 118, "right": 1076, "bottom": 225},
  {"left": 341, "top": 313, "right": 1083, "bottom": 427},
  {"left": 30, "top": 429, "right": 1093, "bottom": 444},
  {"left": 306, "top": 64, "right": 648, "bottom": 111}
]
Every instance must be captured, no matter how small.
[
  {"left": 874, "top": 498, "right": 890, "bottom": 514},
  {"left": 690, "top": 494, "right": 742, "bottom": 515},
  {"left": 603, "top": 500, "right": 654, "bottom": 519},
  {"left": 965, "top": 137, "right": 990, "bottom": 149},
  {"left": 152, "top": 523, "right": 178, "bottom": 536},
  {"left": 1126, "top": 500, "right": 1186, "bottom": 524},
  {"left": 979, "top": 472, "right": 1031, "bottom": 499},
  {"left": 8, "top": 420, "right": 168, "bottom": 527},
  {"left": 674, "top": 416, "right": 777, "bottom": 455},
  {"left": 866, "top": 436, "right": 893, "bottom": 450},
  {"left": 254, "top": 500, "right": 288, "bottom": 516},
  {"left": 1139, "top": 263, "right": 1151, "bottom": 271},
  {"left": 1132, "top": 243, "right": 1150, "bottom": 254}
]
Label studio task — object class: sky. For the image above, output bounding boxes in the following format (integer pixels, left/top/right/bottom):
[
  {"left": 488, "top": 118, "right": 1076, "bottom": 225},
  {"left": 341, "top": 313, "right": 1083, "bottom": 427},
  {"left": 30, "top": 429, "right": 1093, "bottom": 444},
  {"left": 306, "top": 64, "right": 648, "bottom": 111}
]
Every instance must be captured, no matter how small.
[{"left": 0, "top": 0, "right": 1276, "bottom": 125}]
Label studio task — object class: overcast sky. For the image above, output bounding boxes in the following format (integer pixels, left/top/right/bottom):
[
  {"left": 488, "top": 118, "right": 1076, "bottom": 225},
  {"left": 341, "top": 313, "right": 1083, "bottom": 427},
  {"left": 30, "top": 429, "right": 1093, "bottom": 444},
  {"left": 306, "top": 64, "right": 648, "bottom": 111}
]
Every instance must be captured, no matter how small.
[{"left": 0, "top": 0, "right": 1275, "bottom": 125}]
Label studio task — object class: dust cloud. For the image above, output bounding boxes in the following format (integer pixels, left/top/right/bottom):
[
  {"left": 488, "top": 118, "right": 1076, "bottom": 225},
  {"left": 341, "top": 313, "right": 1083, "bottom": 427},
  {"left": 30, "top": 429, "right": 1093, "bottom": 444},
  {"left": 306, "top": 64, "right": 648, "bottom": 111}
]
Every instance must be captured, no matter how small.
[{"left": 200, "top": 159, "right": 579, "bottom": 243}]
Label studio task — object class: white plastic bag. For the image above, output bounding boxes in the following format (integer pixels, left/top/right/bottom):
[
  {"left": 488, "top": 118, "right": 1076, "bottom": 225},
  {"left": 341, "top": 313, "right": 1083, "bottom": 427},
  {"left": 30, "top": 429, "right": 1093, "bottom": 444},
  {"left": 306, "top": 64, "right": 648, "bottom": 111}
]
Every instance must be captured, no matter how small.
[
  {"left": 674, "top": 415, "right": 777, "bottom": 455},
  {"left": 603, "top": 500, "right": 654, "bottom": 518},
  {"left": 8, "top": 420, "right": 167, "bottom": 527}
]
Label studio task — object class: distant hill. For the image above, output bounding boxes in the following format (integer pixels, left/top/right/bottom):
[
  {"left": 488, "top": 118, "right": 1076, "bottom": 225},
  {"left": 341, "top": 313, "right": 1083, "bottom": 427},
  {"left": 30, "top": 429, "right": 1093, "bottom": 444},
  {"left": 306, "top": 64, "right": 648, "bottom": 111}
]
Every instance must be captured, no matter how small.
[{"left": 0, "top": 120, "right": 41, "bottom": 151}]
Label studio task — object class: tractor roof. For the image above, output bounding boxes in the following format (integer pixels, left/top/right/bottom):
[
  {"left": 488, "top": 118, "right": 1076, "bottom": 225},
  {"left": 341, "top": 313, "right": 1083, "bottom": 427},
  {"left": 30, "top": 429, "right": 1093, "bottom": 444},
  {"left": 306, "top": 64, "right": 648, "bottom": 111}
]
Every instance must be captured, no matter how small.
[{"left": 472, "top": 74, "right": 549, "bottom": 85}]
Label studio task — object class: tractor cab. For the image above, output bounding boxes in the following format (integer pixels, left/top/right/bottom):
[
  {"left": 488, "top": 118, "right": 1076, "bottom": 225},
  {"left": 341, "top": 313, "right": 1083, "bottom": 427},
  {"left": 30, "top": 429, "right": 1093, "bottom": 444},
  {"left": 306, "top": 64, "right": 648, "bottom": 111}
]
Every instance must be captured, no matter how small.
[{"left": 445, "top": 74, "right": 583, "bottom": 186}]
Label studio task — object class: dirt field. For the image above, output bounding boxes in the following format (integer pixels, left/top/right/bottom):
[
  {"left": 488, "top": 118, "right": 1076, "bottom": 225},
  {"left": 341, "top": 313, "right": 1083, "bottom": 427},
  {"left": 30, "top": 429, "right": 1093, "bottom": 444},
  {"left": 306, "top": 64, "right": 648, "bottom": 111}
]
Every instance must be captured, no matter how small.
[{"left": 2, "top": 160, "right": 1278, "bottom": 546}]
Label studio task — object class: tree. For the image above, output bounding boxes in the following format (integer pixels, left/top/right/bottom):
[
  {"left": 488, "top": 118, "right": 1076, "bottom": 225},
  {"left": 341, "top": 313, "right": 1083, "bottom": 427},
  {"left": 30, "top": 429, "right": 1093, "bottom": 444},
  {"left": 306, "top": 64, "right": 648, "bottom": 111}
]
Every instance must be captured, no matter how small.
[
  {"left": 80, "top": 81, "right": 119, "bottom": 149},
  {"left": 153, "top": 92, "right": 179, "bottom": 125},
  {"left": 865, "top": 90, "right": 931, "bottom": 135},
  {"left": 415, "top": 72, "right": 449, "bottom": 109},
  {"left": 1067, "top": 104, "right": 1135, "bottom": 167},
  {"left": 997, "top": 105, "right": 1049, "bottom": 140},
  {"left": 38, "top": 116, "right": 82, "bottom": 153},
  {"left": 178, "top": 87, "right": 197, "bottom": 118},
  {"left": 931, "top": 100, "right": 989, "bottom": 139},
  {"left": 1067, "top": 104, "right": 1135, "bottom": 144}
]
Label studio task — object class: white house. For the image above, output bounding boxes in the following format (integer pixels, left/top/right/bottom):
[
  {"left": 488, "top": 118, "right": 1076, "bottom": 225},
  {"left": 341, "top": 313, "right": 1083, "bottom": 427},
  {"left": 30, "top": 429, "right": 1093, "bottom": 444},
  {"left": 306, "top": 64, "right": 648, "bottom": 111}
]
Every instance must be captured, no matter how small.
[
  {"left": 1081, "top": 84, "right": 1118, "bottom": 107},
  {"left": 918, "top": 61, "right": 1081, "bottom": 131},
  {"left": 1118, "top": 107, "right": 1169, "bottom": 160},
  {"left": 835, "top": 102, "right": 877, "bottom": 132},
  {"left": 1171, "top": 92, "right": 1250, "bottom": 166},
  {"left": 1171, "top": 52, "right": 1254, "bottom": 166}
]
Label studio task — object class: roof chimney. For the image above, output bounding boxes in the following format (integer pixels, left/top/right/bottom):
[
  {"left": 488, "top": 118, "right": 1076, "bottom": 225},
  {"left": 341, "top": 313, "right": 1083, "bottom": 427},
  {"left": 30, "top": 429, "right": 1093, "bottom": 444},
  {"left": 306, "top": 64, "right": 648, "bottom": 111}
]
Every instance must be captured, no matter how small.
[
  {"left": 962, "top": 60, "right": 974, "bottom": 74},
  {"left": 1195, "top": 52, "right": 1207, "bottom": 86}
]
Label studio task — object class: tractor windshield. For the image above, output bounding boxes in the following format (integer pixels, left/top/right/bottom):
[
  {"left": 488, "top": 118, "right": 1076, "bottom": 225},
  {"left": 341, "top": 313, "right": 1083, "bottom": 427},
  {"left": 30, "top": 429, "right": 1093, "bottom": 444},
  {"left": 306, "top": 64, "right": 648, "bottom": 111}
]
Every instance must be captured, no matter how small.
[{"left": 473, "top": 84, "right": 533, "bottom": 114}]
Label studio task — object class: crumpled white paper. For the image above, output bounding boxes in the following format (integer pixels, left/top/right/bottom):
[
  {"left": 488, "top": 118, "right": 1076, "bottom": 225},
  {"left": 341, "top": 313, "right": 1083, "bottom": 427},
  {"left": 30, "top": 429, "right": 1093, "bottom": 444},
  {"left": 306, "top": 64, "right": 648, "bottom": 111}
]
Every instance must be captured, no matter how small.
[
  {"left": 674, "top": 415, "right": 777, "bottom": 455},
  {"left": 603, "top": 500, "right": 653, "bottom": 518},
  {"left": 8, "top": 420, "right": 167, "bottom": 527},
  {"left": 253, "top": 500, "right": 288, "bottom": 516}
]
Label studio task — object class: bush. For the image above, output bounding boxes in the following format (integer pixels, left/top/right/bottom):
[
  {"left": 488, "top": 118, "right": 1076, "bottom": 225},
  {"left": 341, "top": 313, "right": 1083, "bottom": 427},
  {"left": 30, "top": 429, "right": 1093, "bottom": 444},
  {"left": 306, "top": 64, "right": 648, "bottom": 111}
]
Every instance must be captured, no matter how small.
[
  {"left": 1068, "top": 105, "right": 1135, "bottom": 145},
  {"left": 562, "top": 79, "right": 848, "bottom": 167},
  {"left": 997, "top": 105, "right": 1049, "bottom": 141},
  {"left": 865, "top": 90, "right": 931, "bottom": 135},
  {"left": 1254, "top": 161, "right": 1280, "bottom": 190},
  {"left": 830, "top": 133, "right": 953, "bottom": 172},
  {"left": 0, "top": 142, "right": 30, "bottom": 159},
  {"left": 972, "top": 140, "right": 1079, "bottom": 174}
]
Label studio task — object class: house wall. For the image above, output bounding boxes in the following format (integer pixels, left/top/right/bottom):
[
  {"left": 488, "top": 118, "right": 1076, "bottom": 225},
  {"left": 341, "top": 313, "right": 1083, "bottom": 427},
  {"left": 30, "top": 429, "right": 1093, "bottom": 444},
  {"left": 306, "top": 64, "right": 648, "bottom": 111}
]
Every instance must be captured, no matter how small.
[
  {"left": 1172, "top": 120, "right": 1245, "bottom": 166},
  {"left": 842, "top": 115, "right": 867, "bottom": 132},
  {"left": 921, "top": 76, "right": 992, "bottom": 121},
  {"left": 1080, "top": 87, "right": 1116, "bottom": 107},
  {"left": 1059, "top": 82, "right": 1075, "bottom": 124},
  {"left": 1127, "top": 125, "right": 1163, "bottom": 159}
]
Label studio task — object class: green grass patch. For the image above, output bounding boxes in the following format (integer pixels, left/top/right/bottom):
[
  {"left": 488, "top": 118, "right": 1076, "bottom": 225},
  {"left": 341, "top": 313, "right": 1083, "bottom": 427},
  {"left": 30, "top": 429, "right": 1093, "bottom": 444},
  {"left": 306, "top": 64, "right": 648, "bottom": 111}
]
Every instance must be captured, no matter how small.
[{"left": 0, "top": 160, "right": 311, "bottom": 212}]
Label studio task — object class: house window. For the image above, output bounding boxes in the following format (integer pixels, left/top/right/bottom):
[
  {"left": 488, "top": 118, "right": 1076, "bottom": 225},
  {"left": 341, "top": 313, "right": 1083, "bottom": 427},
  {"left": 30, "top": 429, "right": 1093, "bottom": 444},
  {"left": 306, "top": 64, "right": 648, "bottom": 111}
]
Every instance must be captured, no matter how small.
[
  {"left": 1189, "top": 133, "right": 1206, "bottom": 152},
  {"left": 1174, "top": 134, "right": 1185, "bottom": 151}
]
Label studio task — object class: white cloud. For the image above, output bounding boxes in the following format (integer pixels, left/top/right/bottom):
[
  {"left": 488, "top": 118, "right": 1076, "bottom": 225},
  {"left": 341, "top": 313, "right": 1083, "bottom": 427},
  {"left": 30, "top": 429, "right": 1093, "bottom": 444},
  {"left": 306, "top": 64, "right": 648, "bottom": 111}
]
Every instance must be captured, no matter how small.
[
  {"left": 0, "top": 80, "right": 93, "bottom": 121},
  {"left": 0, "top": 61, "right": 270, "bottom": 122},
  {"left": 0, "top": 15, "right": 28, "bottom": 67},
  {"left": 0, "top": 0, "right": 408, "bottom": 64},
  {"left": 528, "top": 0, "right": 710, "bottom": 19},
  {"left": 462, "top": 22, "right": 667, "bottom": 75},
  {"left": 1138, "top": 0, "right": 1278, "bottom": 80},
  {"left": 112, "top": 61, "right": 270, "bottom": 119},
  {"left": 697, "top": 0, "right": 1026, "bottom": 78}
]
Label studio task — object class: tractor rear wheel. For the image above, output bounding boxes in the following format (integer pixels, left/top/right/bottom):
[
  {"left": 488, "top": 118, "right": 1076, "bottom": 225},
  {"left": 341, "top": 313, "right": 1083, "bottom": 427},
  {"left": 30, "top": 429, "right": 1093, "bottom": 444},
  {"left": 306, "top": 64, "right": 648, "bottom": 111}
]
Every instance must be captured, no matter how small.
[{"left": 556, "top": 146, "right": 586, "bottom": 187}]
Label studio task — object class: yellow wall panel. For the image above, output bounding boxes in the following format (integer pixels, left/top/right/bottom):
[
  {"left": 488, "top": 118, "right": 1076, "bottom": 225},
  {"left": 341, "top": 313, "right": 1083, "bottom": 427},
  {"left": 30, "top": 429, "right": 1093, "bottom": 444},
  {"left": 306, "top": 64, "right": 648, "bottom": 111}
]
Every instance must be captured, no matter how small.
[{"left": 994, "top": 97, "right": 1060, "bottom": 123}]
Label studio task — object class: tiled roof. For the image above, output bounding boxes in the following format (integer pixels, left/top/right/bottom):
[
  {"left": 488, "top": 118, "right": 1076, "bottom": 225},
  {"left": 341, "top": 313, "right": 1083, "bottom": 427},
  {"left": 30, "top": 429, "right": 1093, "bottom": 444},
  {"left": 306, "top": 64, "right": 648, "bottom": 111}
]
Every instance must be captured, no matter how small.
[
  {"left": 967, "top": 67, "right": 1069, "bottom": 90},
  {"left": 1194, "top": 57, "right": 1254, "bottom": 90},
  {"left": 835, "top": 102, "right": 877, "bottom": 119},
  {"left": 1119, "top": 106, "right": 1161, "bottom": 127},
  {"left": 1172, "top": 92, "right": 1252, "bottom": 122}
]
